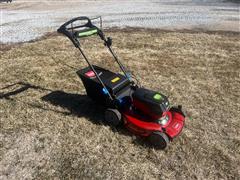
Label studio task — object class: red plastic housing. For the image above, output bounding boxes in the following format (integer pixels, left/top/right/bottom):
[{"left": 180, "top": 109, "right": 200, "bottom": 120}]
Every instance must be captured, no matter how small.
[{"left": 122, "top": 109, "right": 185, "bottom": 139}]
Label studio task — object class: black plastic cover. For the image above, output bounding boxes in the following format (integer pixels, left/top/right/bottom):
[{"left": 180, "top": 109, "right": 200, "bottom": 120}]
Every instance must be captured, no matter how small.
[{"left": 132, "top": 88, "right": 170, "bottom": 118}]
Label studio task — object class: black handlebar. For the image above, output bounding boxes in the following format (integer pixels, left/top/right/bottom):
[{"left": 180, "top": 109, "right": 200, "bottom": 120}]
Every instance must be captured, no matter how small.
[
  {"left": 57, "top": 16, "right": 103, "bottom": 47},
  {"left": 59, "top": 16, "right": 93, "bottom": 31}
]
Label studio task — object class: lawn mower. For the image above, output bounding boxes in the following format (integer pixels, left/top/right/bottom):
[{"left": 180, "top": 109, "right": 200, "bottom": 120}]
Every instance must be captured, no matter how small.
[{"left": 57, "top": 16, "right": 185, "bottom": 149}]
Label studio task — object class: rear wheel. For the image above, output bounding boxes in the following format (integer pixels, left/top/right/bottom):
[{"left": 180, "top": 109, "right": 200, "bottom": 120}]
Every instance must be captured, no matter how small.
[
  {"left": 170, "top": 105, "right": 185, "bottom": 117},
  {"left": 148, "top": 132, "right": 169, "bottom": 149},
  {"left": 104, "top": 108, "right": 122, "bottom": 127}
]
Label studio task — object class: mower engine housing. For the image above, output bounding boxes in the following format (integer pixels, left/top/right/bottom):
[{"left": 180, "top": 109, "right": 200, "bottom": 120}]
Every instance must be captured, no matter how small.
[{"left": 132, "top": 88, "right": 170, "bottom": 120}]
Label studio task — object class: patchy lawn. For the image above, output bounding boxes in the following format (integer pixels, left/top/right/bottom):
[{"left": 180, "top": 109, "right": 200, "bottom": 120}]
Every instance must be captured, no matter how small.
[{"left": 0, "top": 29, "right": 239, "bottom": 179}]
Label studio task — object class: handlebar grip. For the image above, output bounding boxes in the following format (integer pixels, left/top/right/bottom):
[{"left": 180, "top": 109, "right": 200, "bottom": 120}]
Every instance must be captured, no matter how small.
[
  {"left": 57, "top": 16, "right": 94, "bottom": 48},
  {"left": 58, "top": 16, "right": 92, "bottom": 30},
  {"left": 57, "top": 16, "right": 105, "bottom": 48}
]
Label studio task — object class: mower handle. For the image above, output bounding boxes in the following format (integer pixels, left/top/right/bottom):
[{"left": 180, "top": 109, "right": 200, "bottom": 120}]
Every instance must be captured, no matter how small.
[
  {"left": 59, "top": 16, "right": 93, "bottom": 31},
  {"left": 57, "top": 16, "right": 133, "bottom": 99},
  {"left": 57, "top": 16, "right": 103, "bottom": 47}
]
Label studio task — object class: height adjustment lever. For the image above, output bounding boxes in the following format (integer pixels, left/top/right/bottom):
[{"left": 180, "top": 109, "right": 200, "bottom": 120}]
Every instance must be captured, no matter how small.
[{"left": 105, "top": 37, "right": 112, "bottom": 47}]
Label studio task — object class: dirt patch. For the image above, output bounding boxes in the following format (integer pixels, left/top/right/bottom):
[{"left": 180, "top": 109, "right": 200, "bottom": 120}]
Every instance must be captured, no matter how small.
[{"left": 0, "top": 29, "right": 240, "bottom": 179}]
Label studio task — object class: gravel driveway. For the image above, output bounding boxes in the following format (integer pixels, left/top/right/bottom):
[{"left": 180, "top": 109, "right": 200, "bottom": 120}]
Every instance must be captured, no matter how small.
[{"left": 1, "top": 0, "right": 239, "bottom": 43}]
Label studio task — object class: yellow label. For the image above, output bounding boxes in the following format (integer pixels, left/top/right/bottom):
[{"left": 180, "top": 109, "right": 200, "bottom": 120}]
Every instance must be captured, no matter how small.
[{"left": 111, "top": 77, "right": 120, "bottom": 83}]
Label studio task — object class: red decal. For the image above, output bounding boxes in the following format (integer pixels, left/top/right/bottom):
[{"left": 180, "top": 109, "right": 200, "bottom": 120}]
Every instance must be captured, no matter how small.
[{"left": 85, "top": 71, "right": 95, "bottom": 77}]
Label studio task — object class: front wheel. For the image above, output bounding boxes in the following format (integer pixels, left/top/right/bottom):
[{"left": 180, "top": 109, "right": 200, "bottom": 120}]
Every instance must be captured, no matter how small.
[{"left": 148, "top": 132, "right": 169, "bottom": 149}]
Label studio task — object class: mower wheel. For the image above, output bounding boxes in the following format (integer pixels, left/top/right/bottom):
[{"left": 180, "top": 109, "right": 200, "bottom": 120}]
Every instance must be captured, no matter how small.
[
  {"left": 170, "top": 105, "right": 185, "bottom": 117},
  {"left": 148, "top": 132, "right": 169, "bottom": 149},
  {"left": 104, "top": 108, "right": 122, "bottom": 127}
]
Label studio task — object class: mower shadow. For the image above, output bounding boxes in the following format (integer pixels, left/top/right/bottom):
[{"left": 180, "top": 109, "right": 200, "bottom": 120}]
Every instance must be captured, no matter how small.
[
  {"left": 0, "top": 82, "right": 51, "bottom": 100},
  {"left": 41, "top": 91, "right": 106, "bottom": 125}
]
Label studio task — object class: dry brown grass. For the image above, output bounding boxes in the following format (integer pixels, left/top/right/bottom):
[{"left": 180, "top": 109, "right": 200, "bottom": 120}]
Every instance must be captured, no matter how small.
[{"left": 0, "top": 29, "right": 240, "bottom": 179}]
